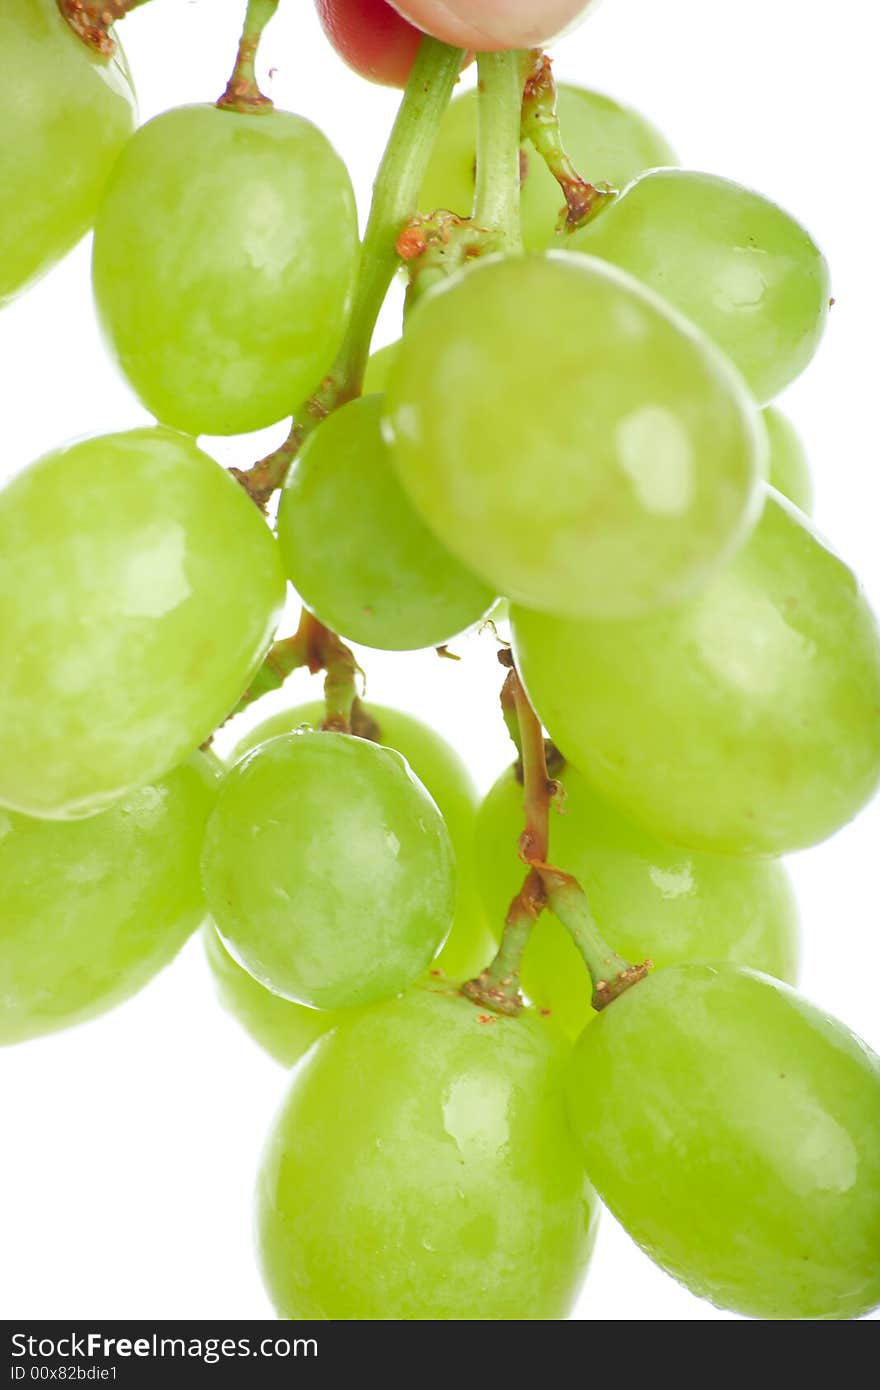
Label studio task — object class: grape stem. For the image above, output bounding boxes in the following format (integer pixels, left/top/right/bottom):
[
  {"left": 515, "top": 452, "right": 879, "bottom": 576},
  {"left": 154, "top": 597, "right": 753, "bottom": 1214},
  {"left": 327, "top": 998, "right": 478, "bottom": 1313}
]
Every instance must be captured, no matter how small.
[
  {"left": 232, "top": 36, "right": 465, "bottom": 508},
  {"left": 521, "top": 51, "right": 617, "bottom": 231},
  {"left": 463, "top": 657, "right": 556, "bottom": 1015},
  {"left": 226, "top": 610, "right": 363, "bottom": 733},
  {"left": 57, "top": 0, "right": 149, "bottom": 54},
  {"left": 217, "top": 0, "right": 280, "bottom": 113},
  {"left": 539, "top": 869, "right": 650, "bottom": 1010},
  {"left": 474, "top": 51, "right": 526, "bottom": 252}
]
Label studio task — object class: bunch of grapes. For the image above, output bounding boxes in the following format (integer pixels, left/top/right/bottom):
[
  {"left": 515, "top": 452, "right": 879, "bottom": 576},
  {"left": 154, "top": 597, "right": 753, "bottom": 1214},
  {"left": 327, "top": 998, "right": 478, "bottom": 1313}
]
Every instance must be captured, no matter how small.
[{"left": 1, "top": 0, "right": 878, "bottom": 1322}]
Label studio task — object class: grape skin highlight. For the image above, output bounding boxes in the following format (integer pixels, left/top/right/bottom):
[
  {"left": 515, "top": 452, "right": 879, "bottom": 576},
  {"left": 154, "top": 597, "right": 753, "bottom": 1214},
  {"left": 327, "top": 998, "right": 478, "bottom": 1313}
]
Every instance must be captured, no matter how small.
[
  {"left": 765, "top": 406, "right": 814, "bottom": 516},
  {"left": 512, "top": 489, "right": 880, "bottom": 855},
  {"left": 92, "top": 104, "right": 359, "bottom": 436},
  {"left": 566, "top": 964, "right": 880, "bottom": 1320},
  {"left": 0, "top": 756, "right": 218, "bottom": 1046},
  {"left": 572, "top": 168, "right": 831, "bottom": 404},
  {"left": 476, "top": 763, "right": 799, "bottom": 1039},
  {"left": 384, "top": 252, "right": 765, "bottom": 621},
  {"left": 257, "top": 985, "right": 598, "bottom": 1320},
  {"left": 202, "top": 732, "right": 456, "bottom": 1010},
  {"left": 0, "top": 428, "right": 286, "bottom": 820},
  {"left": 0, "top": 0, "right": 136, "bottom": 307}
]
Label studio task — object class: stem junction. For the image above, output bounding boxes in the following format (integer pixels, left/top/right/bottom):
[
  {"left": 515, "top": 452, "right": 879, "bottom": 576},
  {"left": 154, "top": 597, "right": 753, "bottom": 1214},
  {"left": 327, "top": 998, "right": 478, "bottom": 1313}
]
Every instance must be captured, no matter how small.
[
  {"left": 57, "top": 0, "right": 148, "bottom": 54},
  {"left": 217, "top": 0, "right": 280, "bottom": 114}
]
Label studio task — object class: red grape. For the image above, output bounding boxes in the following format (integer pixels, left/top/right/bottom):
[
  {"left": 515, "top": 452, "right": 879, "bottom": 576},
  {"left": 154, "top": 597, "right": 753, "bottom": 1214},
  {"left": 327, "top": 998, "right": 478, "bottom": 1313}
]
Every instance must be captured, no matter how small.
[{"left": 316, "top": 0, "right": 424, "bottom": 88}]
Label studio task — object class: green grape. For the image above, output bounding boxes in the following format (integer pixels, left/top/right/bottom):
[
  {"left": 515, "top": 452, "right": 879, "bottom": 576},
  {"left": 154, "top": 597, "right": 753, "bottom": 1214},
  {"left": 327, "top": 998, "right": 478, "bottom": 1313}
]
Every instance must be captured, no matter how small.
[
  {"left": 385, "top": 252, "right": 764, "bottom": 620},
  {"left": 92, "top": 104, "right": 359, "bottom": 436},
  {"left": 0, "top": 428, "right": 285, "bottom": 820},
  {"left": 512, "top": 489, "right": 880, "bottom": 855},
  {"left": 476, "top": 763, "right": 799, "bottom": 1039},
  {"left": 571, "top": 169, "right": 831, "bottom": 404},
  {"left": 257, "top": 984, "right": 598, "bottom": 1319},
  {"left": 202, "top": 732, "right": 455, "bottom": 1010},
  {"left": 566, "top": 965, "right": 880, "bottom": 1320},
  {"left": 231, "top": 701, "right": 495, "bottom": 982},
  {"left": 363, "top": 341, "right": 398, "bottom": 394},
  {"left": 203, "top": 925, "right": 346, "bottom": 1068},
  {"left": 205, "top": 702, "right": 494, "bottom": 1064},
  {"left": 0, "top": 0, "right": 136, "bottom": 306},
  {"left": 278, "top": 397, "right": 495, "bottom": 651},
  {"left": 419, "top": 83, "right": 676, "bottom": 251},
  {"left": 765, "top": 407, "right": 814, "bottom": 515},
  {"left": 0, "top": 755, "right": 217, "bottom": 1046}
]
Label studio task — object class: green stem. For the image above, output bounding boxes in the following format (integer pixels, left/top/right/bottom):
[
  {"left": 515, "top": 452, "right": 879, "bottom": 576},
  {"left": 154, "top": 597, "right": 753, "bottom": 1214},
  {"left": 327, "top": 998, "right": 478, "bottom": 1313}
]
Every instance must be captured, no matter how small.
[
  {"left": 225, "top": 611, "right": 362, "bottom": 733},
  {"left": 521, "top": 51, "right": 616, "bottom": 231},
  {"left": 57, "top": 0, "right": 149, "bottom": 54},
  {"left": 217, "top": 0, "right": 280, "bottom": 113},
  {"left": 233, "top": 35, "right": 464, "bottom": 507},
  {"left": 540, "top": 868, "right": 649, "bottom": 1010},
  {"left": 474, "top": 51, "right": 526, "bottom": 250}
]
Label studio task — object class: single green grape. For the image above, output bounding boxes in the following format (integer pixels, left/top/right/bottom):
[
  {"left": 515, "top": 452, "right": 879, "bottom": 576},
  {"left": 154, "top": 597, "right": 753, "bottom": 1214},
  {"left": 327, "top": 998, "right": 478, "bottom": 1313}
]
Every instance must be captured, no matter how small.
[
  {"left": 0, "top": 0, "right": 136, "bottom": 306},
  {"left": 571, "top": 169, "right": 831, "bottom": 404},
  {"left": 419, "top": 83, "right": 676, "bottom": 251},
  {"left": 257, "top": 984, "right": 598, "bottom": 1319},
  {"left": 512, "top": 489, "right": 880, "bottom": 855},
  {"left": 92, "top": 104, "right": 359, "bottom": 436},
  {"left": 202, "top": 732, "right": 455, "bottom": 1010},
  {"left": 384, "top": 252, "right": 764, "bottom": 620},
  {"left": 0, "top": 428, "right": 286, "bottom": 820},
  {"left": 230, "top": 701, "right": 495, "bottom": 981},
  {"left": 205, "top": 701, "right": 495, "bottom": 1064},
  {"left": 765, "top": 407, "right": 814, "bottom": 515},
  {"left": 278, "top": 396, "right": 495, "bottom": 651},
  {"left": 0, "top": 755, "right": 218, "bottom": 1046},
  {"left": 363, "top": 341, "right": 398, "bottom": 394},
  {"left": 202, "top": 925, "right": 348, "bottom": 1068},
  {"left": 476, "top": 763, "right": 799, "bottom": 1039},
  {"left": 566, "top": 965, "right": 880, "bottom": 1320}
]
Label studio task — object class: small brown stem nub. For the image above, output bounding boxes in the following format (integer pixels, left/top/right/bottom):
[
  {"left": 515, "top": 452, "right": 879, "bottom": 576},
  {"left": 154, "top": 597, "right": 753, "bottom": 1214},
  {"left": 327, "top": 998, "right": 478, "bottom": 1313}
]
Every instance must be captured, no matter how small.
[
  {"left": 57, "top": 0, "right": 147, "bottom": 54},
  {"left": 521, "top": 51, "right": 617, "bottom": 232}
]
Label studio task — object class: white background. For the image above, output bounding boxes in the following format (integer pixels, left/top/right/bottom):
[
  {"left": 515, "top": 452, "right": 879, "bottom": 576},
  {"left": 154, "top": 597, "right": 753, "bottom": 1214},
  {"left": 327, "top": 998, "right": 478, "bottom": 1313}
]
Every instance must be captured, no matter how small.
[{"left": 1, "top": 0, "right": 878, "bottom": 1321}]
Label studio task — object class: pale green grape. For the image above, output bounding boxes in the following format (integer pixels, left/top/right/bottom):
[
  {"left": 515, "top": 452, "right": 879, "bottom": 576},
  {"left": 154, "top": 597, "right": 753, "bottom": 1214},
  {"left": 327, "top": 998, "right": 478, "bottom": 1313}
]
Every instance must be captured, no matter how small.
[
  {"left": 0, "top": 0, "right": 136, "bottom": 306},
  {"left": 419, "top": 83, "right": 676, "bottom": 251},
  {"left": 205, "top": 701, "right": 494, "bottom": 1063},
  {"left": 202, "top": 732, "right": 455, "bottom": 1010},
  {"left": 476, "top": 763, "right": 799, "bottom": 1039},
  {"left": 363, "top": 341, "right": 398, "bottom": 394},
  {"left": 278, "top": 397, "right": 494, "bottom": 650},
  {"left": 512, "top": 489, "right": 880, "bottom": 855},
  {"left": 566, "top": 965, "right": 880, "bottom": 1320},
  {"left": 384, "top": 252, "right": 764, "bottom": 620},
  {"left": 572, "top": 169, "right": 831, "bottom": 404},
  {"left": 765, "top": 407, "right": 813, "bottom": 515},
  {"left": 257, "top": 984, "right": 598, "bottom": 1319},
  {"left": 203, "top": 925, "right": 346, "bottom": 1068},
  {"left": 1, "top": 755, "right": 217, "bottom": 1046},
  {"left": 0, "top": 428, "right": 285, "bottom": 820},
  {"left": 92, "top": 104, "right": 359, "bottom": 436}
]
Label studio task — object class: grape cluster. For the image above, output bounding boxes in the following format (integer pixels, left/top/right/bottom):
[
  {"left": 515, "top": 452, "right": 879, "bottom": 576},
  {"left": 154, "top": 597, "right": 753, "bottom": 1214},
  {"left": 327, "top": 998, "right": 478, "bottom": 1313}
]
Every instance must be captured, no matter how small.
[{"left": 1, "top": 0, "right": 878, "bottom": 1322}]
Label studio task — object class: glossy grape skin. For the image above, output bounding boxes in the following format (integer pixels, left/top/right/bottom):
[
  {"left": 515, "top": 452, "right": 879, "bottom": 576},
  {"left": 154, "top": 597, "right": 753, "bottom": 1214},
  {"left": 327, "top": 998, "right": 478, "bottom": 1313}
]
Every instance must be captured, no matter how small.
[
  {"left": 257, "top": 984, "right": 598, "bottom": 1319},
  {"left": 765, "top": 407, "right": 814, "bottom": 515},
  {"left": 572, "top": 169, "right": 831, "bottom": 404},
  {"left": 385, "top": 252, "right": 764, "bottom": 620},
  {"left": 512, "top": 490, "right": 880, "bottom": 856},
  {"left": 476, "top": 764, "right": 799, "bottom": 1039},
  {"left": 420, "top": 83, "right": 675, "bottom": 250},
  {"left": 0, "top": 0, "right": 135, "bottom": 306},
  {"left": 363, "top": 341, "right": 398, "bottom": 394},
  {"left": 230, "top": 701, "right": 495, "bottom": 981},
  {"left": 0, "top": 429, "right": 285, "bottom": 820},
  {"left": 204, "top": 702, "right": 494, "bottom": 1065},
  {"left": 316, "top": 0, "right": 423, "bottom": 86},
  {"left": 202, "top": 732, "right": 455, "bottom": 1010},
  {"left": 566, "top": 965, "right": 880, "bottom": 1320},
  {"left": 279, "top": 396, "right": 494, "bottom": 650},
  {"left": 92, "top": 105, "right": 358, "bottom": 436},
  {"left": 0, "top": 755, "right": 217, "bottom": 1046}
]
